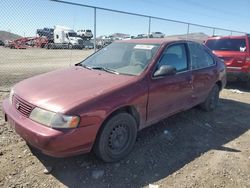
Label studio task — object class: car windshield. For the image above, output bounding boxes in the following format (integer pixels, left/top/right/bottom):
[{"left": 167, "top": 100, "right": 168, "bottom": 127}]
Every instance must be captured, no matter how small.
[
  {"left": 206, "top": 38, "right": 246, "bottom": 52},
  {"left": 68, "top": 32, "right": 77, "bottom": 37},
  {"left": 80, "top": 42, "right": 160, "bottom": 76}
]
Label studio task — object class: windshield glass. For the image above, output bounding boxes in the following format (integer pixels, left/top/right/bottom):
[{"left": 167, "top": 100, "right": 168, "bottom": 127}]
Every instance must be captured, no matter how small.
[
  {"left": 81, "top": 42, "right": 160, "bottom": 76},
  {"left": 206, "top": 38, "right": 246, "bottom": 52},
  {"left": 68, "top": 32, "right": 77, "bottom": 37}
]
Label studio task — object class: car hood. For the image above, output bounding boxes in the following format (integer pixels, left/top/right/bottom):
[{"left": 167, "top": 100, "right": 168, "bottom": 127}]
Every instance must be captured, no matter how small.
[{"left": 14, "top": 67, "right": 135, "bottom": 113}]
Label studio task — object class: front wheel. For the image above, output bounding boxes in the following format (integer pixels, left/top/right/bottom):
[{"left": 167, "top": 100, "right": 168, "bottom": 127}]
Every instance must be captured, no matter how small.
[
  {"left": 200, "top": 85, "right": 220, "bottom": 111},
  {"left": 68, "top": 43, "right": 73, "bottom": 49},
  {"left": 94, "top": 113, "right": 137, "bottom": 162}
]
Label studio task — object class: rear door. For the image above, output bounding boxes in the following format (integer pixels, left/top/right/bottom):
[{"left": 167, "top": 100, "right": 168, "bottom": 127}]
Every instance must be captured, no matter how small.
[
  {"left": 188, "top": 42, "right": 217, "bottom": 104},
  {"left": 147, "top": 42, "right": 193, "bottom": 124}
]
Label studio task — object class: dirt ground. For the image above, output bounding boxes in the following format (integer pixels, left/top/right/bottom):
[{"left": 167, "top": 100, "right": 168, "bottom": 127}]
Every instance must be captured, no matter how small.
[
  {"left": 0, "top": 47, "right": 93, "bottom": 91},
  {"left": 0, "top": 48, "right": 250, "bottom": 188}
]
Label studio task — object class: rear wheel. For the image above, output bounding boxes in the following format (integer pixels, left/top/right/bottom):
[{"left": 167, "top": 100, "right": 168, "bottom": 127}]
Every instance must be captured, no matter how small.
[
  {"left": 245, "top": 81, "right": 250, "bottom": 89},
  {"left": 94, "top": 113, "right": 137, "bottom": 162},
  {"left": 200, "top": 85, "right": 220, "bottom": 111}
]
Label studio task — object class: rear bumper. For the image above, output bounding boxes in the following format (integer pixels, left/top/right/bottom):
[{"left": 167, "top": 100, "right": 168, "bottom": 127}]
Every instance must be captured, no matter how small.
[
  {"left": 2, "top": 99, "right": 98, "bottom": 157},
  {"left": 227, "top": 69, "right": 250, "bottom": 82}
]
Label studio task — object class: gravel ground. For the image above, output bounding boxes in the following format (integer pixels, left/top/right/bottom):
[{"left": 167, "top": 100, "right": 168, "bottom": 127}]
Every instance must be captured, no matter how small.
[{"left": 0, "top": 48, "right": 250, "bottom": 188}]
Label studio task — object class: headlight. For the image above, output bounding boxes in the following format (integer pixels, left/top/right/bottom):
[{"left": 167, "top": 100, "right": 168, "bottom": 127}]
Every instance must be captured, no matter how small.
[
  {"left": 29, "top": 107, "right": 80, "bottom": 128},
  {"left": 9, "top": 88, "right": 14, "bottom": 104}
]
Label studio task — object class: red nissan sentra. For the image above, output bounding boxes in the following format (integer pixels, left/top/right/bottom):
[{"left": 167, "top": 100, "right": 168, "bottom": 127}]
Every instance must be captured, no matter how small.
[{"left": 2, "top": 39, "right": 226, "bottom": 162}]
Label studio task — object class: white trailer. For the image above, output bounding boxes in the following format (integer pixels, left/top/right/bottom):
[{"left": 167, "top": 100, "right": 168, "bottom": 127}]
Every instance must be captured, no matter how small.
[{"left": 47, "top": 25, "right": 84, "bottom": 49}]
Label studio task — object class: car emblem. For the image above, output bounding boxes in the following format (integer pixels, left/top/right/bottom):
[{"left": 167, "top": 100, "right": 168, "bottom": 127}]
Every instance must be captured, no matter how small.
[{"left": 16, "top": 102, "right": 20, "bottom": 110}]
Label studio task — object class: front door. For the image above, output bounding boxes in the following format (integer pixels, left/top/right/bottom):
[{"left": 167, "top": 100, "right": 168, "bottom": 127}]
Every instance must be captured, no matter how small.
[{"left": 147, "top": 43, "right": 193, "bottom": 124}]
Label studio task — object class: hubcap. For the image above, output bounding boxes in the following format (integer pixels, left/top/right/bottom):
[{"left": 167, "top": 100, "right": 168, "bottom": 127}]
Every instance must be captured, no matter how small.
[{"left": 108, "top": 124, "right": 129, "bottom": 154}]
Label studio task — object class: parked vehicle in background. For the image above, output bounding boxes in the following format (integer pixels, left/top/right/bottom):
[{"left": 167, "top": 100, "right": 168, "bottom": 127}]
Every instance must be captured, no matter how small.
[
  {"left": 3, "top": 39, "right": 226, "bottom": 162},
  {"left": 150, "top": 32, "right": 165, "bottom": 38},
  {"left": 36, "top": 28, "right": 54, "bottom": 42},
  {"left": 8, "top": 37, "right": 48, "bottom": 49},
  {"left": 0, "top": 40, "right": 4, "bottom": 46},
  {"left": 205, "top": 35, "right": 250, "bottom": 87},
  {"left": 121, "top": 36, "right": 134, "bottom": 40},
  {"left": 77, "top": 29, "right": 93, "bottom": 39},
  {"left": 4, "top": 40, "right": 12, "bottom": 48},
  {"left": 96, "top": 36, "right": 112, "bottom": 49},
  {"left": 46, "top": 25, "right": 84, "bottom": 49},
  {"left": 136, "top": 34, "right": 148, "bottom": 39},
  {"left": 83, "top": 40, "right": 94, "bottom": 49}
]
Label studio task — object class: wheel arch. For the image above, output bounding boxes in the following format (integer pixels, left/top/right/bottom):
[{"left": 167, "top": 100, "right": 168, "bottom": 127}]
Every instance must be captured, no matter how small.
[
  {"left": 93, "top": 105, "right": 140, "bottom": 146},
  {"left": 216, "top": 80, "right": 223, "bottom": 91},
  {"left": 103, "top": 105, "right": 140, "bottom": 129}
]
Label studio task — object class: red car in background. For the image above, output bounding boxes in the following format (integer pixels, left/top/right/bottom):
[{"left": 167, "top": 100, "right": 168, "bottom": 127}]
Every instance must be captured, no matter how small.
[
  {"left": 205, "top": 35, "right": 250, "bottom": 87},
  {"left": 3, "top": 39, "right": 226, "bottom": 162}
]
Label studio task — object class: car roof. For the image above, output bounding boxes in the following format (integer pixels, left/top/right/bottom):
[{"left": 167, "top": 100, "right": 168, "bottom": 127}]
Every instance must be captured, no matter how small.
[
  {"left": 206, "top": 35, "right": 246, "bottom": 40},
  {"left": 115, "top": 38, "right": 190, "bottom": 45}
]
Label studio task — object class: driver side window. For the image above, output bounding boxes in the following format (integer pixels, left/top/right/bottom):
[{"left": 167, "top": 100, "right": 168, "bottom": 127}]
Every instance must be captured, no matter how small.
[{"left": 157, "top": 43, "right": 188, "bottom": 72}]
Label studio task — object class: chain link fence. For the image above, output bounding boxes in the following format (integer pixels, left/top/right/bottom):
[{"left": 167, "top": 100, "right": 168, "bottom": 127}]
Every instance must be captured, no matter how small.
[{"left": 0, "top": 0, "right": 246, "bottom": 91}]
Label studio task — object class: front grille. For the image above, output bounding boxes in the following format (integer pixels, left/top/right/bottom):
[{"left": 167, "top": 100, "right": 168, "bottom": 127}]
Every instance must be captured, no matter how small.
[{"left": 12, "top": 95, "right": 35, "bottom": 117}]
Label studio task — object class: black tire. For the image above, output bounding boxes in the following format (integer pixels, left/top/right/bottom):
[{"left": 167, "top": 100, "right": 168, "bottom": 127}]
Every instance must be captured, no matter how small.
[
  {"left": 245, "top": 81, "right": 250, "bottom": 89},
  {"left": 200, "top": 85, "right": 220, "bottom": 111},
  {"left": 94, "top": 113, "right": 137, "bottom": 162},
  {"left": 68, "top": 43, "right": 73, "bottom": 49}
]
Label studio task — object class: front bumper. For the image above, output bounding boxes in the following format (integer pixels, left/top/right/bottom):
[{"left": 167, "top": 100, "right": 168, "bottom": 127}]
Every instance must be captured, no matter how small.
[
  {"left": 2, "top": 99, "right": 98, "bottom": 157},
  {"left": 72, "top": 44, "right": 83, "bottom": 49}
]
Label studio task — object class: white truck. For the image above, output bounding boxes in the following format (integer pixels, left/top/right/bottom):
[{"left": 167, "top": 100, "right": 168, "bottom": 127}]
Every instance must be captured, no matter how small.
[
  {"left": 47, "top": 26, "right": 84, "bottom": 49},
  {"left": 77, "top": 29, "right": 93, "bottom": 39}
]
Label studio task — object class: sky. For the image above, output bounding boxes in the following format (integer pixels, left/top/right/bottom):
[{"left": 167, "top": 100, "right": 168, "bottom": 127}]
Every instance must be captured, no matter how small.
[{"left": 1, "top": 0, "right": 250, "bottom": 37}]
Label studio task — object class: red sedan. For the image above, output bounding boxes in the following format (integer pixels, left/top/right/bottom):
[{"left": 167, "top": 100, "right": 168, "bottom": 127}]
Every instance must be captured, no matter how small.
[{"left": 2, "top": 39, "right": 226, "bottom": 162}]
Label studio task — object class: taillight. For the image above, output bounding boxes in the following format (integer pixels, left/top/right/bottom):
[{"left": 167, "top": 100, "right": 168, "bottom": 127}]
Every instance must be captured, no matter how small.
[
  {"left": 243, "top": 56, "right": 250, "bottom": 72},
  {"left": 246, "top": 57, "right": 250, "bottom": 63}
]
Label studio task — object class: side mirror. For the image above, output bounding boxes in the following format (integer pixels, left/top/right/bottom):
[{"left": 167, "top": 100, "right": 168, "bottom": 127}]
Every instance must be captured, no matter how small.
[
  {"left": 66, "top": 34, "right": 69, "bottom": 39},
  {"left": 154, "top": 65, "right": 177, "bottom": 77}
]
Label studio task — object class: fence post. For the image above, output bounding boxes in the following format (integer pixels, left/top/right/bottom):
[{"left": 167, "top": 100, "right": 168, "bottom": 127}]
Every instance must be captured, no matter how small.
[
  {"left": 94, "top": 7, "right": 96, "bottom": 52},
  {"left": 186, "top": 23, "right": 190, "bottom": 40},
  {"left": 148, "top": 17, "right": 151, "bottom": 38}
]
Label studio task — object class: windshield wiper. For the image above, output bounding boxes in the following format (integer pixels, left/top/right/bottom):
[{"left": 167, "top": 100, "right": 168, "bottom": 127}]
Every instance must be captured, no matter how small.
[
  {"left": 77, "top": 64, "right": 119, "bottom": 74},
  {"left": 78, "top": 64, "right": 93, "bottom": 70},
  {"left": 91, "top": 66, "right": 120, "bottom": 75}
]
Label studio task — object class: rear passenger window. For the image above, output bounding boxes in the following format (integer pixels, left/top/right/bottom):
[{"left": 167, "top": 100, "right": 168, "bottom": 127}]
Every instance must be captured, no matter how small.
[
  {"left": 188, "top": 42, "right": 215, "bottom": 69},
  {"left": 158, "top": 43, "right": 188, "bottom": 72}
]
